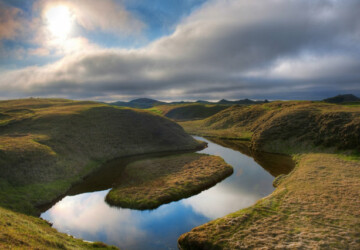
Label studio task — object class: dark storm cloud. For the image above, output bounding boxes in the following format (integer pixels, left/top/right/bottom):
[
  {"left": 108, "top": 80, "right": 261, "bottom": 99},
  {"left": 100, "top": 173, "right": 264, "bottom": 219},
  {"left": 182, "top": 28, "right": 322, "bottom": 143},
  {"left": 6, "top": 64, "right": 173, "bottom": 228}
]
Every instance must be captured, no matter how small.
[{"left": 1, "top": 0, "right": 360, "bottom": 101}]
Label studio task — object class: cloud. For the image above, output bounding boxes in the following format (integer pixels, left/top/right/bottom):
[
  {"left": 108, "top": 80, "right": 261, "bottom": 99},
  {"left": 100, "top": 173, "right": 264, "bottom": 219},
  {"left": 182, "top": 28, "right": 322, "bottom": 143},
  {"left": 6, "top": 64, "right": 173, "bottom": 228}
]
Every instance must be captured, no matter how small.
[
  {"left": 27, "top": 47, "right": 50, "bottom": 57},
  {"left": 0, "top": 2, "right": 25, "bottom": 40},
  {"left": 1, "top": 0, "right": 360, "bottom": 100}
]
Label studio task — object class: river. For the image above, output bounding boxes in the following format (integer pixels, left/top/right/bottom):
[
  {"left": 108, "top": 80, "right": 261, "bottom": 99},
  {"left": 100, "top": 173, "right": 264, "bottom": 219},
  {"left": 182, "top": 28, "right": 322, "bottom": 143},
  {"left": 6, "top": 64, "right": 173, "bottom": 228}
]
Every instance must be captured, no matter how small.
[{"left": 41, "top": 136, "right": 293, "bottom": 249}]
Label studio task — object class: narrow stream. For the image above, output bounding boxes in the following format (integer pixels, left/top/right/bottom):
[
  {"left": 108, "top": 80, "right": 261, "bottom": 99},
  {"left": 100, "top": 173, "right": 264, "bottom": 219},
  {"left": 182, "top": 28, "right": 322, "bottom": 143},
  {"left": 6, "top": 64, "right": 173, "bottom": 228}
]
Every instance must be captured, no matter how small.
[{"left": 41, "top": 136, "right": 293, "bottom": 249}]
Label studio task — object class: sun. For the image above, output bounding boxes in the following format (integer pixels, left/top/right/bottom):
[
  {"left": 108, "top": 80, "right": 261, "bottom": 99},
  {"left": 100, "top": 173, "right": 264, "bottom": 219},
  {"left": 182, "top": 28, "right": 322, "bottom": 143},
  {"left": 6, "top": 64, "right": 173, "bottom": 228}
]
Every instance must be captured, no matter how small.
[{"left": 45, "top": 5, "right": 73, "bottom": 40}]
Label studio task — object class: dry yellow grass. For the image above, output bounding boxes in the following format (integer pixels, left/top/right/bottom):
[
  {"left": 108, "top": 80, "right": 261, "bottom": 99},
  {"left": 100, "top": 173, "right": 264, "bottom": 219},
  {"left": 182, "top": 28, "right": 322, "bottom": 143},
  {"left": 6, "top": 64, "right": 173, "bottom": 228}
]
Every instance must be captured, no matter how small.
[
  {"left": 179, "top": 154, "right": 360, "bottom": 249},
  {"left": 106, "top": 153, "right": 233, "bottom": 209}
]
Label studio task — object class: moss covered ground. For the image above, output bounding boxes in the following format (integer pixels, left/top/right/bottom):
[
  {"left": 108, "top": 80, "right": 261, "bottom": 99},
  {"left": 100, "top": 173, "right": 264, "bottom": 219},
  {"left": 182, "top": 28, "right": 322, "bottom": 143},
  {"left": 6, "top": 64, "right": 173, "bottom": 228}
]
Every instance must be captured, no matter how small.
[{"left": 106, "top": 153, "right": 233, "bottom": 209}]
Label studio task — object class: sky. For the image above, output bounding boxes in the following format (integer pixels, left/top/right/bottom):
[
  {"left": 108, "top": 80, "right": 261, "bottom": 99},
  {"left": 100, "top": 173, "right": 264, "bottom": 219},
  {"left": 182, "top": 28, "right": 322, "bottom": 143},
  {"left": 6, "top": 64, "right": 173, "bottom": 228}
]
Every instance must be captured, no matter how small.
[{"left": 0, "top": 0, "right": 359, "bottom": 102}]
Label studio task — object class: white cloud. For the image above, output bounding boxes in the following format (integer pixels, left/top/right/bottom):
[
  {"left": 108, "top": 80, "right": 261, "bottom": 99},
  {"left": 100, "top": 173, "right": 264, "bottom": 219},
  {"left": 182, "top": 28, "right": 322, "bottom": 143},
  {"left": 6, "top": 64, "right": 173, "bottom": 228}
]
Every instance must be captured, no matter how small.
[{"left": 1, "top": 0, "right": 360, "bottom": 100}]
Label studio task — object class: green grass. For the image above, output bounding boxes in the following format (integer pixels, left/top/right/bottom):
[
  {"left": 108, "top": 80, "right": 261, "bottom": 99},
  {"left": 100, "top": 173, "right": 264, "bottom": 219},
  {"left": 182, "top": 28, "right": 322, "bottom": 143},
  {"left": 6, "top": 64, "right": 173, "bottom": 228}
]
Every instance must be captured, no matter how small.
[{"left": 106, "top": 153, "right": 233, "bottom": 209}]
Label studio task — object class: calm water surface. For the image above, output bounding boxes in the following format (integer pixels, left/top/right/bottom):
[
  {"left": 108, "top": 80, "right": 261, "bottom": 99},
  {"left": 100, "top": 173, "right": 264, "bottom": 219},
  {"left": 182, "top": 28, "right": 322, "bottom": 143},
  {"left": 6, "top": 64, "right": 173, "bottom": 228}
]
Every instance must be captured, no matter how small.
[{"left": 41, "top": 136, "right": 293, "bottom": 250}]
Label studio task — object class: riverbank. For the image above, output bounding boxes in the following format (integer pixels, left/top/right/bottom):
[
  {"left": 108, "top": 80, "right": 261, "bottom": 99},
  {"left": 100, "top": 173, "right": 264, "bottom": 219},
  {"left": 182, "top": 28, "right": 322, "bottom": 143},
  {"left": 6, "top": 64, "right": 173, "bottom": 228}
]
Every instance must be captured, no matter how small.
[
  {"left": 106, "top": 153, "right": 233, "bottom": 209},
  {"left": 178, "top": 101, "right": 360, "bottom": 249}
]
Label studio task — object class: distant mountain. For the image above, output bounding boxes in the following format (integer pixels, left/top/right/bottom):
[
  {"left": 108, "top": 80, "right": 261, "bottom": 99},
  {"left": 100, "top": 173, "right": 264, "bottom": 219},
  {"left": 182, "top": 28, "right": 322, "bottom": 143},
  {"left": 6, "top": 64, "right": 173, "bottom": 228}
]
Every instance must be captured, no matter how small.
[
  {"left": 111, "top": 97, "right": 269, "bottom": 108},
  {"left": 111, "top": 98, "right": 166, "bottom": 109},
  {"left": 323, "top": 94, "right": 360, "bottom": 104},
  {"left": 217, "top": 99, "right": 267, "bottom": 105},
  {"left": 196, "top": 100, "right": 212, "bottom": 104}
]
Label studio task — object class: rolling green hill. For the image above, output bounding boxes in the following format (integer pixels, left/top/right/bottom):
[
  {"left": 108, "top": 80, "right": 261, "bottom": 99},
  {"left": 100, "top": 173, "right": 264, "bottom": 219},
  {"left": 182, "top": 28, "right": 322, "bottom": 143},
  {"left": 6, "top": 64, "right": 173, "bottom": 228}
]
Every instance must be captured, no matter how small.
[{"left": 0, "top": 98, "right": 200, "bottom": 214}]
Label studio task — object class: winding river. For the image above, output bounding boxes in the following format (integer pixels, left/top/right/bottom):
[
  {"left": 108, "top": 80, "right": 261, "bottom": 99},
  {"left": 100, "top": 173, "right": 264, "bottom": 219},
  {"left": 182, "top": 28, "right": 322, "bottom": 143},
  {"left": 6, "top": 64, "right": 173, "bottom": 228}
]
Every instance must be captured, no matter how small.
[{"left": 41, "top": 136, "right": 293, "bottom": 249}]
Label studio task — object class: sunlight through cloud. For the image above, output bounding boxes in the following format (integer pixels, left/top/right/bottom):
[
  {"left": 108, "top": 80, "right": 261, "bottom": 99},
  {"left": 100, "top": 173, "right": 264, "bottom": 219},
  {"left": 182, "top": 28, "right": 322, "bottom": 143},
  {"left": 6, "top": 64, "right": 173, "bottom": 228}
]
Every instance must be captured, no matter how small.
[{"left": 45, "top": 5, "right": 73, "bottom": 40}]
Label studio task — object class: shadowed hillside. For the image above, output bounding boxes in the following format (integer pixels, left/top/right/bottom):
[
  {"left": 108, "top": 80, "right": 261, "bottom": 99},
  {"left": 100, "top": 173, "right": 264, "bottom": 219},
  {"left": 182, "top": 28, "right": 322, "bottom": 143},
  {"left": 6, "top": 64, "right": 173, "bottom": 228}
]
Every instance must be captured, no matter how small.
[{"left": 149, "top": 103, "right": 229, "bottom": 121}]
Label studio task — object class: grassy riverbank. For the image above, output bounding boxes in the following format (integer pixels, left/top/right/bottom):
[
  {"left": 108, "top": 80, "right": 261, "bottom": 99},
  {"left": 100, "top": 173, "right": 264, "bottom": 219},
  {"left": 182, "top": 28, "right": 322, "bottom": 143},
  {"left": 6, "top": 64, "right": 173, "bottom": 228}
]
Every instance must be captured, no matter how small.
[
  {"left": 179, "top": 153, "right": 360, "bottom": 249},
  {"left": 106, "top": 153, "right": 233, "bottom": 209},
  {"left": 178, "top": 101, "right": 360, "bottom": 249}
]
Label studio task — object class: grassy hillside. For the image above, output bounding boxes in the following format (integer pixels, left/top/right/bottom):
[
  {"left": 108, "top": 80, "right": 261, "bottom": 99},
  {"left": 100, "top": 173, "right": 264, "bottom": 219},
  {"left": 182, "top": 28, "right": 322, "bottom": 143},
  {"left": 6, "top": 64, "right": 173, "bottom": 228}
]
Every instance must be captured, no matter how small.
[
  {"left": 178, "top": 101, "right": 360, "bottom": 249},
  {"left": 0, "top": 98, "right": 200, "bottom": 214},
  {"left": 180, "top": 101, "right": 360, "bottom": 152},
  {"left": 148, "top": 103, "right": 228, "bottom": 121}
]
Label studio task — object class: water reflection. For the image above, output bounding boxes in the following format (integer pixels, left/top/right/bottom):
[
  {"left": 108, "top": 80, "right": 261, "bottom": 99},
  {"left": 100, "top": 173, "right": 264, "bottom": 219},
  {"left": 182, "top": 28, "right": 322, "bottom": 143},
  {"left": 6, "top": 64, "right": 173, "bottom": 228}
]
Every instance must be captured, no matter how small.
[{"left": 41, "top": 136, "right": 294, "bottom": 250}]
